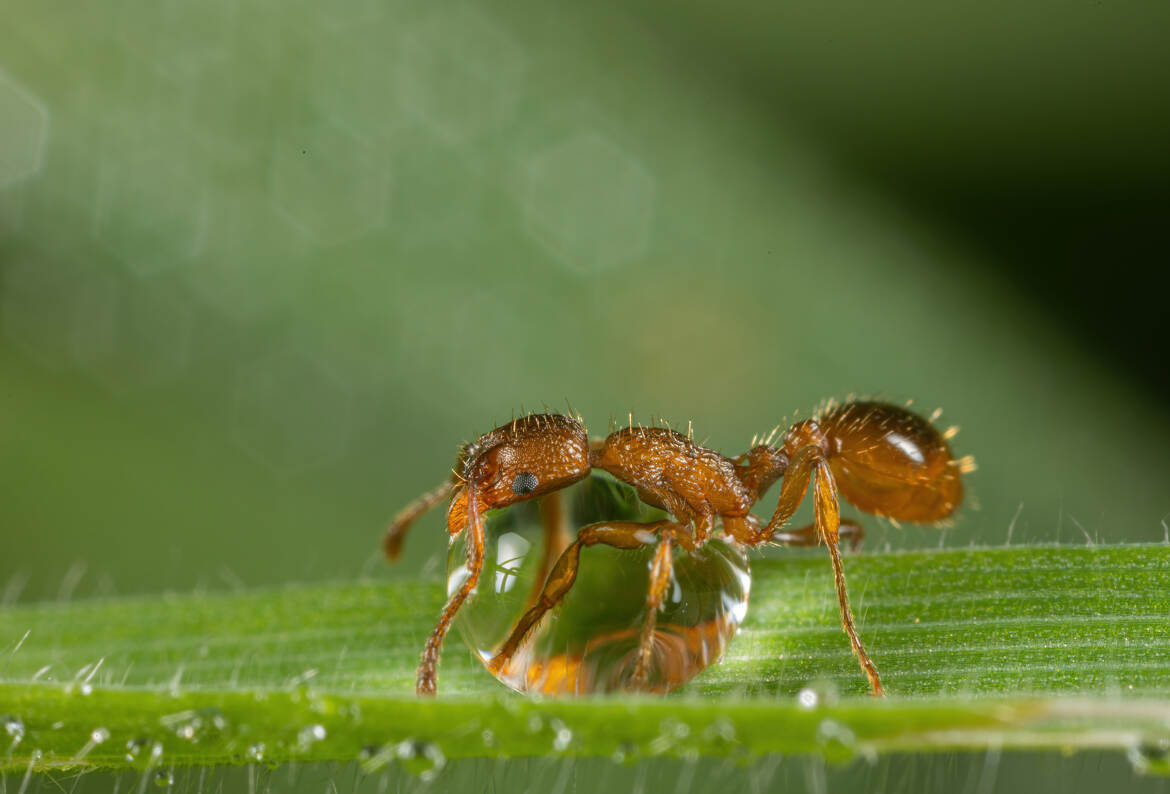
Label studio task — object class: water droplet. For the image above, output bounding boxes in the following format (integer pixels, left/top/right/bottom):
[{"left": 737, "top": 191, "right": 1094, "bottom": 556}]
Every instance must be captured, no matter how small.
[
  {"left": 611, "top": 740, "right": 638, "bottom": 764},
  {"left": 297, "top": 724, "right": 327, "bottom": 752},
  {"left": 154, "top": 769, "right": 174, "bottom": 788},
  {"left": 1129, "top": 736, "right": 1170, "bottom": 776},
  {"left": 125, "top": 737, "right": 149, "bottom": 762},
  {"left": 449, "top": 474, "right": 751, "bottom": 694},
  {"left": 246, "top": 743, "right": 266, "bottom": 762},
  {"left": 480, "top": 729, "right": 495, "bottom": 747},
  {"left": 703, "top": 718, "right": 736, "bottom": 745},
  {"left": 79, "top": 683, "right": 93, "bottom": 696},
  {"left": 3, "top": 715, "right": 25, "bottom": 745},
  {"left": 551, "top": 719, "right": 573, "bottom": 752},
  {"left": 161, "top": 708, "right": 222, "bottom": 743},
  {"left": 358, "top": 743, "right": 395, "bottom": 772},
  {"left": 796, "top": 678, "right": 838, "bottom": 710},
  {"left": 90, "top": 727, "right": 110, "bottom": 744},
  {"left": 394, "top": 739, "right": 446, "bottom": 781},
  {"left": 815, "top": 719, "right": 857, "bottom": 762},
  {"left": 648, "top": 718, "right": 692, "bottom": 754}
]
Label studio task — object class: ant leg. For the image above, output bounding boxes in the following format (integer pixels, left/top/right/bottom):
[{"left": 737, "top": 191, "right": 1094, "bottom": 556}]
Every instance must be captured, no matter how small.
[
  {"left": 527, "top": 490, "right": 572, "bottom": 608},
  {"left": 631, "top": 535, "right": 674, "bottom": 688},
  {"left": 773, "top": 519, "right": 865, "bottom": 552},
  {"left": 487, "top": 519, "right": 688, "bottom": 677},
  {"left": 416, "top": 483, "right": 484, "bottom": 696},
  {"left": 727, "top": 445, "right": 883, "bottom": 695},
  {"left": 384, "top": 479, "right": 456, "bottom": 561},
  {"left": 723, "top": 446, "right": 820, "bottom": 545},
  {"left": 811, "top": 460, "right": 884, "bottom": 696}
]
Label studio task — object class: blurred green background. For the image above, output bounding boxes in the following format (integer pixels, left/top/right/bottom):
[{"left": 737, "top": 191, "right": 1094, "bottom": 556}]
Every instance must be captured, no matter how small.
[{"left": 2, "top": 0, "right": 1169, "bottom": 611}]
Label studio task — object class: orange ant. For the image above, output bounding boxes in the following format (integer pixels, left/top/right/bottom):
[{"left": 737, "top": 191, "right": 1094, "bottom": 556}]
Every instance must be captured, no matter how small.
[{"left": 385, "top": 400, "right": 970, "bottom": 696}]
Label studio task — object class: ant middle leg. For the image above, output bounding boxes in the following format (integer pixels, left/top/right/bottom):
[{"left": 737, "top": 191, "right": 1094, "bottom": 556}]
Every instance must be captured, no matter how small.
[{"left": 487, "top": 519, "right": 690, "bottom": 679}]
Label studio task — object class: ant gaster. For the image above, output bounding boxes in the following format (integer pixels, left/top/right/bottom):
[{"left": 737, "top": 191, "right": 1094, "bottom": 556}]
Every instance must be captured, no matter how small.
[{"left": 385, "top": 400, "right": 971, "bottom": 696}]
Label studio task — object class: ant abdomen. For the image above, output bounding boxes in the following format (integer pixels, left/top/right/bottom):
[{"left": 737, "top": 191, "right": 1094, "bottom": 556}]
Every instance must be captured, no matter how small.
[{"left": 819, "top": 401, "right": 965, "bottom": 523}]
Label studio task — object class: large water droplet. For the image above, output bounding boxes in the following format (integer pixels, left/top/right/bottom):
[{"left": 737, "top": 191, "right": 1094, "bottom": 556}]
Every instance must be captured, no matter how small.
[
  {"left": 448, "top": 473, "right": 750, "bottom": 694},
  {"left": 154, "top": 768, "right": 174, "bottom": 788}
]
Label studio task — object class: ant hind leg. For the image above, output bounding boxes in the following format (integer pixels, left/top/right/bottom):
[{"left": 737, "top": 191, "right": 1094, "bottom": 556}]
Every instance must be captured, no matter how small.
[
  {"left": 811, "top": 461, "right": 884, "bottom": 695},
  {"left": 733, "top": 444, "right": 883, "bottom": 696},
  {"left": 773, "top": 518, "right": 865, "bottom": 552}
]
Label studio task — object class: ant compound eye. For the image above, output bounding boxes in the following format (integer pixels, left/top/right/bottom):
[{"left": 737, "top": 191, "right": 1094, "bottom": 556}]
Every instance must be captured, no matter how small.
[{"left": 511, "top": 472, "right": 539, "bottom": 495}]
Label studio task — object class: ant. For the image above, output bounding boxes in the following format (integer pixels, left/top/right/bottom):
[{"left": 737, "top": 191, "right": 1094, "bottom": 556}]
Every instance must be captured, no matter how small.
[{"left": 385, "top": 400, "right": 970, "bottom": 697}]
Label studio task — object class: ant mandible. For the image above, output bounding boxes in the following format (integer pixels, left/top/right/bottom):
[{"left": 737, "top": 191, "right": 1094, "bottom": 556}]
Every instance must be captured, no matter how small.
[{"left": 385, "top": 400, "right": 970, "bottom": 697}]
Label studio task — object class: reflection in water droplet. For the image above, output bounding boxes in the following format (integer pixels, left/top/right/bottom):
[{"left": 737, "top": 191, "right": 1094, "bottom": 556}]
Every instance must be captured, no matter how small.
[
  {"left": 449, "top": 473, "right": 750, "bottom": 694},
  {"left": 90, "top": 727, "right": 110, "bottom": 744}
]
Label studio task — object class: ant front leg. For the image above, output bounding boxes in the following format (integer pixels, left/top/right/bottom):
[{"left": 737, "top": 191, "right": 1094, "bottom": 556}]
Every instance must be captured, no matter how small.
[
  {"left": 416, "top": 483, "right": 486, "bottom": 696},
  {"left": 740, "top": 445, "right": 884, "bottom": 696},
  {"left": 487, "top": 519, "right": 693, "bottom": 683}
]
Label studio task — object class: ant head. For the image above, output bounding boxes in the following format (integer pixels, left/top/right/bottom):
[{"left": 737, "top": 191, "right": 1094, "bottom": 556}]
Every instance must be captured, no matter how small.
[{"left": 460, "top": 413, "right": 590, "bottom": 509}]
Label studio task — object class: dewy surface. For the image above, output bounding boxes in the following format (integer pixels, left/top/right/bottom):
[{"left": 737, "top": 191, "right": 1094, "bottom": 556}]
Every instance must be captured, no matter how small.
[{"left": 448, "top": 475, "right": 751, "bottom": 694}]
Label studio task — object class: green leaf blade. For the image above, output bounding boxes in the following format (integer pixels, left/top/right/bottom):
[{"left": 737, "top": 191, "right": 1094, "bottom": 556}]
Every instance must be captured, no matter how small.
[{"left": 2, "top": 544, "right": 1169, "bottom": 773}]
